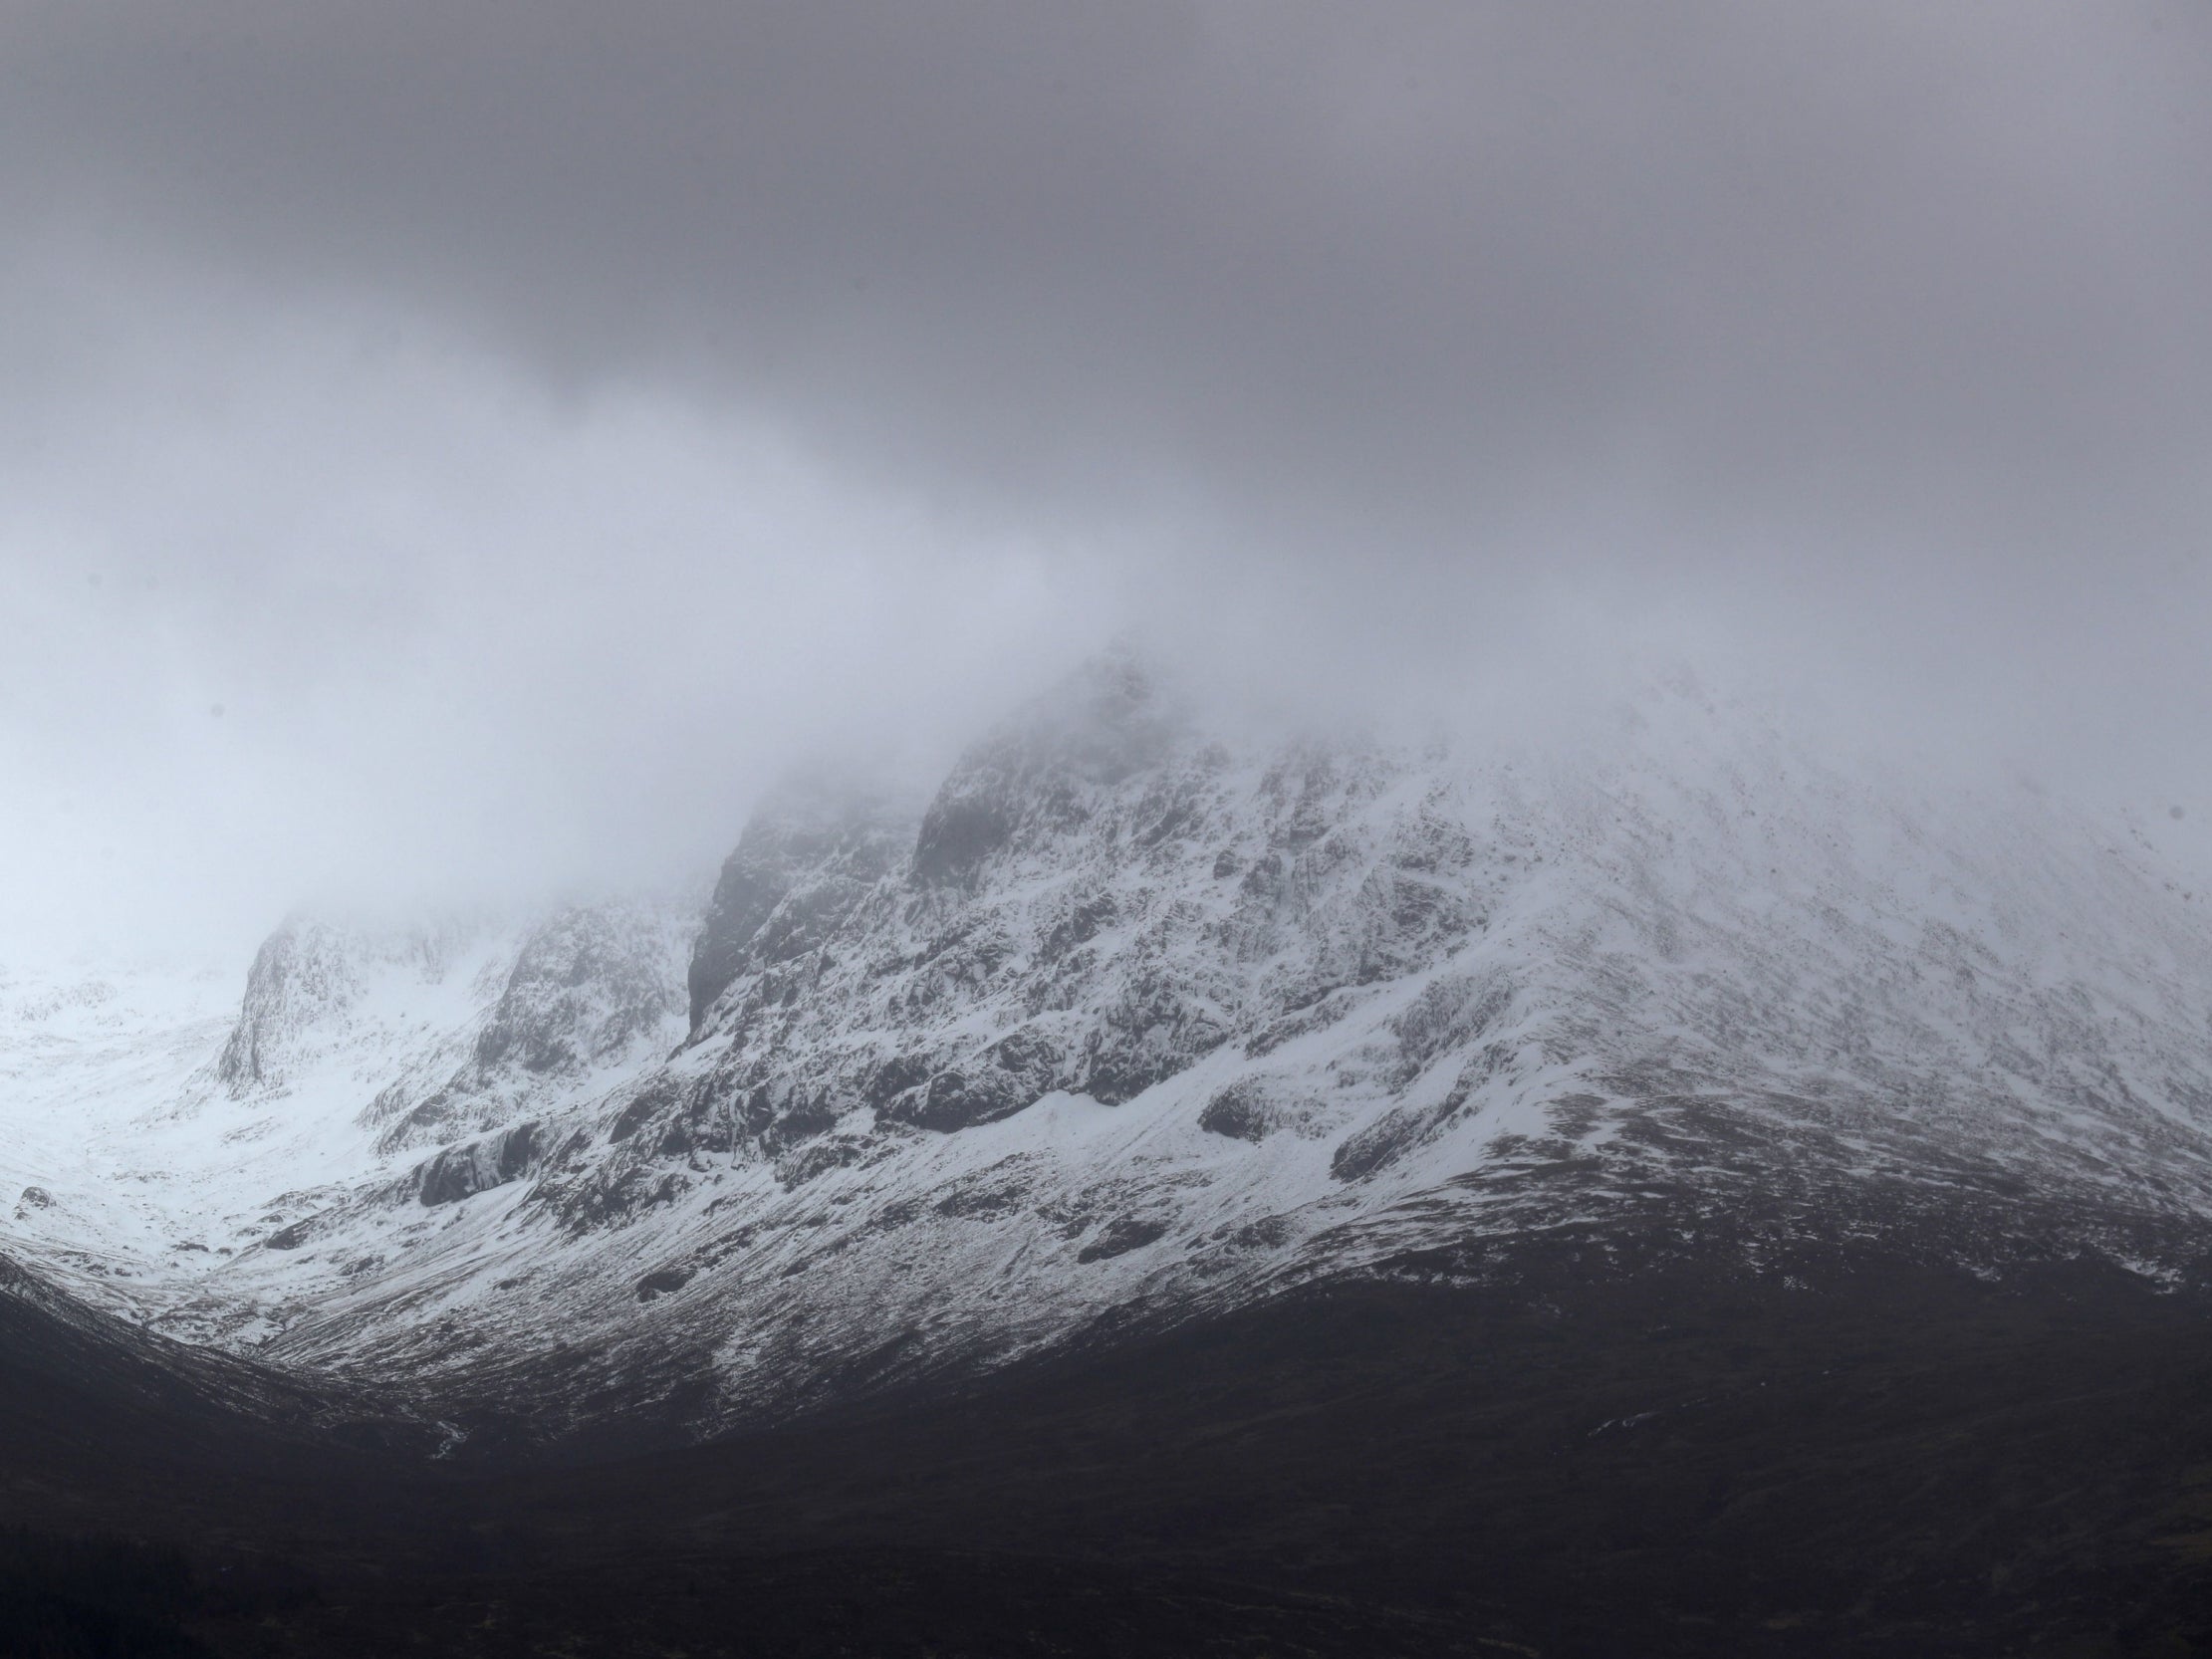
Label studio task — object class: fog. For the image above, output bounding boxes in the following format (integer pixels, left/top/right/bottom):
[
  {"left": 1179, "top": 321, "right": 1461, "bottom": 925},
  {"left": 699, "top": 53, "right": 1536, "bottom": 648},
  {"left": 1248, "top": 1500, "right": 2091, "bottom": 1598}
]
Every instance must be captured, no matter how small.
[{"left": 2, "top": 2, "right": 2208, "bottom": 961}]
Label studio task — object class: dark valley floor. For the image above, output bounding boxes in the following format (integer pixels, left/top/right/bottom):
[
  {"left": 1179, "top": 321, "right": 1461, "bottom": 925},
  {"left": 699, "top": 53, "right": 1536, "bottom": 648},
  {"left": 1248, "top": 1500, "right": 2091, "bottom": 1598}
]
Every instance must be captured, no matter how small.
[{"left": 11, "top": 1232, "right": 2212, "bottom": 1657}]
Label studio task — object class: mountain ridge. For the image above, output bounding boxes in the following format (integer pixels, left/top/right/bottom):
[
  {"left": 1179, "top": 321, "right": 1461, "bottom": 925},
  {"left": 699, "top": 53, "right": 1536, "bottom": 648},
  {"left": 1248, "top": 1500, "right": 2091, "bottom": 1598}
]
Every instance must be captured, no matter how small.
[{"left": 7, "top": 656, "right": 2212, "bottom": 1445}]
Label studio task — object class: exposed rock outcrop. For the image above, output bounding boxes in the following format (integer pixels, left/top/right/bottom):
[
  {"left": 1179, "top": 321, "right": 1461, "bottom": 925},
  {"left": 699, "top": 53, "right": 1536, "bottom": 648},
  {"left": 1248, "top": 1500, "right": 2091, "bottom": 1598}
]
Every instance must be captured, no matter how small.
[{"left": 415, "top": 1121, "right": 541, "bottom": 1207}]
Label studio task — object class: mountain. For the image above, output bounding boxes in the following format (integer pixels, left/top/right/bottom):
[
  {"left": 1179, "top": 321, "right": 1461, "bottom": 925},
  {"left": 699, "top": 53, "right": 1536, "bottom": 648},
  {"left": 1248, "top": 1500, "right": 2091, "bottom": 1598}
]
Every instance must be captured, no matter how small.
[
  {"left": 11, "top": 653, "right": 2212, "bottom": 1650},
  {"left": 10, "top": 654, "right": 2212, "bottom": 1441}
]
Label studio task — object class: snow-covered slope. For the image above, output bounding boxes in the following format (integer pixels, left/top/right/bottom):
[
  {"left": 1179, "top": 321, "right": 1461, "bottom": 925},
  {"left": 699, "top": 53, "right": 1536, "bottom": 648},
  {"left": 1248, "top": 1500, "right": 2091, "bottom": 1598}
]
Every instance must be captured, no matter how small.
[
  {"left": 0, "top": 902, "right": 691, "bottom": 1347},
  {"left": 8, "top": 656, "right": 2212, "bottom": 1439}
]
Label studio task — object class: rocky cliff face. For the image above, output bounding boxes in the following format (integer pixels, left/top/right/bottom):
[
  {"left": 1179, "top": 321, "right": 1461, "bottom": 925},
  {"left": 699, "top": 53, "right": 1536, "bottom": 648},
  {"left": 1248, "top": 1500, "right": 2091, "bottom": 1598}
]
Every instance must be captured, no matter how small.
[
  {"left": 368, "top": 905, "right": 691, "bottom": 1155},
  {"left": 686, "top": 775, "right": 919, "bottom": 1039},
  {"left": 11, "top": 657, "right": 2212, "bottom": 1443},
  {"left": 211, "top": 906, "right": 688, "bottom": 1147},
  {"left": 540, "top": 656, "right": 1503, "bottom": 1226}
]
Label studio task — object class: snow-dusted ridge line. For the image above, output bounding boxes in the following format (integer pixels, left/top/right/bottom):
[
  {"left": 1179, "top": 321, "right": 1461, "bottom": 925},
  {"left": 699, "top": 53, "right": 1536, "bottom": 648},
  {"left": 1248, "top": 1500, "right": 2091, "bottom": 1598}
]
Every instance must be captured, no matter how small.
[
  {"left": 7, "top": 656, "right": 2212, "bottom": 1436},
  {"left": 0, "top": 901, "right": 693, "bottom": 1331}
]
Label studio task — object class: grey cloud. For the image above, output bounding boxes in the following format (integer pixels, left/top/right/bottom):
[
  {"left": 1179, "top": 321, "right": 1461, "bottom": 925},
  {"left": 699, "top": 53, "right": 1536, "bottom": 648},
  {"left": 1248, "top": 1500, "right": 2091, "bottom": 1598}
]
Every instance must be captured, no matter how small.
[
  {"left": 6, "top": 3, "right": 2207, "bottom": 549},
  {"left": 2, "top": 3, "right": 2209, "bottom": 951}
]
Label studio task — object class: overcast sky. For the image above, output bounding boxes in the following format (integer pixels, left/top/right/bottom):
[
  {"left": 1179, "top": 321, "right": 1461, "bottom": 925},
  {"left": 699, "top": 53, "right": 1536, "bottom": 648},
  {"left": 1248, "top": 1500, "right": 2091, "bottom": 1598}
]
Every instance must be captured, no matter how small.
[{"left": 3, "top": 2, "right": 2209, "bottom": 960}]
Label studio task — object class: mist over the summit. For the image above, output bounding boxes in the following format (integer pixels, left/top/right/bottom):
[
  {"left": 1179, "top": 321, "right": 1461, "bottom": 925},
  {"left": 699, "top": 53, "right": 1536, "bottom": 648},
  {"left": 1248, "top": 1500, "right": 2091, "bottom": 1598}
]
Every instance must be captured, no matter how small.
[{"left": 3, "top": 2, "right": 2207, "bottom": 956}]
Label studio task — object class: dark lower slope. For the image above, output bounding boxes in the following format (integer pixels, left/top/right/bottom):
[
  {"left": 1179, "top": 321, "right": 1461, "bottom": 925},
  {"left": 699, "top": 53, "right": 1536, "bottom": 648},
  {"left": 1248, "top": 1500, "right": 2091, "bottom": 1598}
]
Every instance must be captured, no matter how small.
[
  {"left": 0, "top": 1254, "right": 432, "bottom": 1556},
  {"left": 0, "top": 1530, "right": 213, "bottom": 1659},
  {"left": 192, "top": 1551, "right": 1486, "bottom": 1659},
  {"left": 14, "top": 1235, "right": 2212, "bottom": 1655},
  {"left": 454, "top": 1232, "right": 2212, "bottom": 1657}
]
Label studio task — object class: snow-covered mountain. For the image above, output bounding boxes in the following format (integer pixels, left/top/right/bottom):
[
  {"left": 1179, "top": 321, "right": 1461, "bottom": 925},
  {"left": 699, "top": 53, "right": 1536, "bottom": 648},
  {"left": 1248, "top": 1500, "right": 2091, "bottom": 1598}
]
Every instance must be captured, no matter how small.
[
  {"left": 8, "top": 654, "right": 2212, "bottom": 1441},
  {"left": 0, "top": 902, "right": 692, "bottom": 1348}
]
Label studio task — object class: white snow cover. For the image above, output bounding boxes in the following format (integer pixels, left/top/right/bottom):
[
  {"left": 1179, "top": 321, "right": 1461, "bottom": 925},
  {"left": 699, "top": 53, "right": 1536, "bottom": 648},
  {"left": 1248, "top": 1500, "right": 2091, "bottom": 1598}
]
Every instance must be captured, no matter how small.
[{"left": 7, "top": 660, "right": 2212, "bottom": 1433}]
